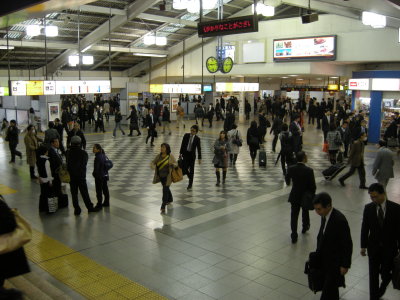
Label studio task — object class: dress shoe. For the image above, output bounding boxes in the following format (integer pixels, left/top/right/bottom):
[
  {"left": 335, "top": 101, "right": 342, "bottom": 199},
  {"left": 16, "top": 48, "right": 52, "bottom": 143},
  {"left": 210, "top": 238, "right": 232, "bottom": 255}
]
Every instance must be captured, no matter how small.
[
  {"left": 151, "top": 144, "right": 155, "bottom": 147},
  {"left": 187, "top": 185, "right": 192, "bottom": 190},
  {"left": 94, "top": 203, "right": 103, "bottom": 210},
  {"left": 31, "top": 176, "right": 38, "bottom": 179},
  {"left": 339, "top": 179, "right": 345, "bottom": 187},
  {"left": 291, "top": 234, "right": 298, "bottom": 244},
  {"left": 137, "top": 133, "right": 141, "bottom": 136},
  {"left": 160, "top": 208, "right": 166, "bottom": 214},
  {"left": 359, "top": 185, "right": 368, "bottom": 189},
  {"left": 102, "top": 202, "right": 110, "bottom": 207},
  {"left": 128, "top": 134, "right": 132, "bottom": 136},
  {"left": 74, "top": 208, "right": 82, "bottom": 215},
  {"left": 302, "top": 225, "right": 310, "bottom": 234},
  {"left": 9, "top": 160, "right": 15, "bottom": 164}
]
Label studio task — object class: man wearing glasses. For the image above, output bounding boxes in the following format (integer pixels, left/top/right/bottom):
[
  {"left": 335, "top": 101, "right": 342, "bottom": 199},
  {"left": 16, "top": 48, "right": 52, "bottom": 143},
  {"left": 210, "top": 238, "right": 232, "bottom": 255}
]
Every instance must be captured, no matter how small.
[{"left": 179, "top": 125, "right": 202, "bottom": 190}]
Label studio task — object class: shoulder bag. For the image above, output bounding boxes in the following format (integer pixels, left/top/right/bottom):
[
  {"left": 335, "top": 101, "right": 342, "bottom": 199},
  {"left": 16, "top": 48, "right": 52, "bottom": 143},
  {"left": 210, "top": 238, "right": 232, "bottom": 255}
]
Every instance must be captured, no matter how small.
[
  {"left": 171, "top": 166, "right": 183, "bottom": 183},
  {"left": 0, "top": 209, "right": 32, "bottom": 254}
]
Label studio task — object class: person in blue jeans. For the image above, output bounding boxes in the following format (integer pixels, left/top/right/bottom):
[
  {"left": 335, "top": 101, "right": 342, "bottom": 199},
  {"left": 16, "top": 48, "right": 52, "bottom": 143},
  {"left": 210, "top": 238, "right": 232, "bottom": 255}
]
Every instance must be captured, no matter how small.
[{"left": 113, "top": 108, "right": 125, "bottom": 137}]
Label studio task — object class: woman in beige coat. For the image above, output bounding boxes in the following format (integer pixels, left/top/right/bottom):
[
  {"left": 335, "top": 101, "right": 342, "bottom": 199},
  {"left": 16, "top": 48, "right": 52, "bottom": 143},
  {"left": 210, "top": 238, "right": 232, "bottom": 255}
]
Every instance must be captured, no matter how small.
[
  {"left": 151, "top": 143, "right": 177, "bottom": 213},
  {"left": 24, "top": 125, "right": 40, "bottom": 179}
]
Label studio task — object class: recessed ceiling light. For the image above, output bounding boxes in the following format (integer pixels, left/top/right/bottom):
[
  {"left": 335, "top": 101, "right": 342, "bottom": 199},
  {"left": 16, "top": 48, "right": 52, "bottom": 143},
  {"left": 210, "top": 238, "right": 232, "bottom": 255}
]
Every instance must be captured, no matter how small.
[
  {"left": 297, "top": 78, "right": 304, "bottom": 80},
  {"left": 289, "top": 75, "right": 298, "bottom": 77},
  {"left": 281, "top": 77, "right": 289, "bottom": 79},
  {"left": 331, "top": 76, "right": 338, "bottom": 78}
]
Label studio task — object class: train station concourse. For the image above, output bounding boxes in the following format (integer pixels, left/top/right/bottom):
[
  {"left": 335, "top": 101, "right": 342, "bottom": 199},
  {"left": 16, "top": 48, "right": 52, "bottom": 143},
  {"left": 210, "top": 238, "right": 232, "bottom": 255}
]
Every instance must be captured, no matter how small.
[{"left": 0, "top": 1, "right": 400, "bottom": 299}]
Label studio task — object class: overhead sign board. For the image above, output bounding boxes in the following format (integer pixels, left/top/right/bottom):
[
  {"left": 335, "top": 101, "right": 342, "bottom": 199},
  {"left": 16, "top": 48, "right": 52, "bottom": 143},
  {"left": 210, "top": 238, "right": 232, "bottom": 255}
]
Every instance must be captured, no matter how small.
[
  {"left": 198, "top": 15, "right": 258, "bottom": 37},
  {"left": 273, "top": 35, "right": 337, "bottom": 62},
  {"left": 11, "top": 81, "right": 27, "bottom": 96},
  {"left": 327, "top": 84, "right": 339, "bottom": 91},
  {"left": 150, "top": 84, "right": 202, "bottom": 94},
  {"left": 26, "top": 80, "right": 44, "bottom": 96},
  {"left": 372, "top": 78, "right": 400, "bottom": 91},
  {"left": 216, "top": 82, "right": 259, "bottom": 92},
  {"left": 348, "top": 78, "right": 370, "bottom": 90},
  {"left": 43, "top": 81, "right": 56, "bottom": 95}
]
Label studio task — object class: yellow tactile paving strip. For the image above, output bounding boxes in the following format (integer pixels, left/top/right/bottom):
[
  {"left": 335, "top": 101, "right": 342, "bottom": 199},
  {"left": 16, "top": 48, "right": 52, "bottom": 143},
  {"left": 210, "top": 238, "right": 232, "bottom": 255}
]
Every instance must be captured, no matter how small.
[
  {"left": 0, "top": 184, "right": 18, "bottom": 195},
  {"left": 24, "top": 229, "right": 168, "bottom": 300}
]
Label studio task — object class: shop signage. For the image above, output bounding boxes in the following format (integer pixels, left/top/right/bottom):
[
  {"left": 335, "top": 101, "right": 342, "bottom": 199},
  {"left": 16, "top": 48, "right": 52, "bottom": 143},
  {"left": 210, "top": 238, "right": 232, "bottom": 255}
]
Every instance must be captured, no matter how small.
[
  {"left": 0, "top": 87, "right": 9, "bottom": 96},
  {"left": 348, "top": 79, "right": 370, "bottom": 90},
  {"left": 216, "top": 82, "right": 259, "bottom": 92},
  {"left": 150, "top": 84, "right": 202, "bottom": 94},
  {"left": 198, "top": 15, "right": 258, "bottom": 37},
  {"left": 273, "top": 35, "right": 337, "bottom": 61},
  {"left": 327, "top": 84, "right": 339, "bottom": 91},
  {"left": 372, "top": 78, "right": 400, "bottom": 91}
]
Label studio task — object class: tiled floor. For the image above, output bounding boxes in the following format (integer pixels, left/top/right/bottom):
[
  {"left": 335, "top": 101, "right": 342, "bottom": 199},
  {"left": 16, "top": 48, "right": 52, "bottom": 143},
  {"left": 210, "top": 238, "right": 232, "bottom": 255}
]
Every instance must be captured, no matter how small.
[{"left": 1, "top": 116, "right": 400, "bottom": 299}]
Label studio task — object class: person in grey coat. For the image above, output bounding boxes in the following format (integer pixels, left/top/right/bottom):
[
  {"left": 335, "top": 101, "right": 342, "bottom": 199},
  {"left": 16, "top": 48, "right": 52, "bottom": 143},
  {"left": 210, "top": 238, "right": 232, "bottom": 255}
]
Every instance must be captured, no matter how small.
[
  {"left": 372, "top": 140, "right": 394, "bottom": 189},
  {"left": 213, "top": 131, "right": 231, "bottom": 186}
]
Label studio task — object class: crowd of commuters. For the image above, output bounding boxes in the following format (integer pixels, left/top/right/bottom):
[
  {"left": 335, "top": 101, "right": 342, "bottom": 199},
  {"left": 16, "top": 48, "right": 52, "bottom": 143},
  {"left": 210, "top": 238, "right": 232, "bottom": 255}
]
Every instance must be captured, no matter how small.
[{"left": 1, "top": 92, "right": 400, "bottom": 300}]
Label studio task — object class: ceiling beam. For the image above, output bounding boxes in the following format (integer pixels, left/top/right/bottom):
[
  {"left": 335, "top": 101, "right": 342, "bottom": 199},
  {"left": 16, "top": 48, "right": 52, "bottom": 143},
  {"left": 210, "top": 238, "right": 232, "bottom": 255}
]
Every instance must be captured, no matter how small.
[
  {"left": 76, "top": 5, "right": 126, "bottom": 16},
  {"left": 42, "top": 0, "right": 160, "bottom": 74},
  {"left": 137, "top": 13, "right": 197, "bottom": 27}
]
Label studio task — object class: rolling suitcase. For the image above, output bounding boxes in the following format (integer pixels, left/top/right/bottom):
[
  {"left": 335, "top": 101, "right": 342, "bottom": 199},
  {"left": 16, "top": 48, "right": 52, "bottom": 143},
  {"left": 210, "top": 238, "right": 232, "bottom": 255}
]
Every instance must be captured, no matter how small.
[
  {"left": 259, "top": 150, "right": 267, "bottom": 167},
  {"left": 322, "top": 162, "right": 346, "bottom": 181}
]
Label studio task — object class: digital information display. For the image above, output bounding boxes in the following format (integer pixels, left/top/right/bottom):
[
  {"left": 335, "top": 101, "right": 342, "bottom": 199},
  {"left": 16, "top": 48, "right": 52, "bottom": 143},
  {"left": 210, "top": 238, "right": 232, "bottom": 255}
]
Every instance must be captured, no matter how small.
[
  {"left": 198, "top": 15, "right": 258, "bottom": 37},
  {"left": 216, "top": 82, "right": 259, "bottom": 92},
  {"left": 273, "top": 35, "right": 337, "bottom": 62}
]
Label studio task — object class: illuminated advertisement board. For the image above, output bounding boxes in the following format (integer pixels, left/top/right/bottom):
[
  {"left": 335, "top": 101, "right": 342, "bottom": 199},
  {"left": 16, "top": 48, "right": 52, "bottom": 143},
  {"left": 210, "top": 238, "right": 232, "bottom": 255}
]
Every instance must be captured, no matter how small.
[
  {"left": 216, "top": 82, "right": 259, "bottom": 92},
  {"left": 56, "top": 81, "right": 81, "bottom": 95},
  {"left": 348, "top": 79, "right": 370, "bottom": 90},
  {"left": 372, "top": 78, "right": 400, "bottom": 91},
  {"left": 0, "top": 87, "right": 9, "bottom": 96},
  {"left": 273, "top": 35, "right": 337, "bottom": 61},
  {"left": 26, "top": 81, "right": 44, "bottom": 96},
  {"left": 11, "top": 81, "right": 27, "bottom": 96},
  {"left": 150, "top": 84, "right": 202, "bottom": 94}
]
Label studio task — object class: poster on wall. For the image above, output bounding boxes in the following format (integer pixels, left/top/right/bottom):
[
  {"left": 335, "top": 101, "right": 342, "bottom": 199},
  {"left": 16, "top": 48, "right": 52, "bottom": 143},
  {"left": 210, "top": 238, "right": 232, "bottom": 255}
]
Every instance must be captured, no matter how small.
[
  {"left": 273, "top": 35, "right": 336, "bottom": 61},
  {"left": 48, "top": 103, "right": 60, "bottom": 122},
  {"left": 171, "top": 98, "right": 179, "bottom": 112}
]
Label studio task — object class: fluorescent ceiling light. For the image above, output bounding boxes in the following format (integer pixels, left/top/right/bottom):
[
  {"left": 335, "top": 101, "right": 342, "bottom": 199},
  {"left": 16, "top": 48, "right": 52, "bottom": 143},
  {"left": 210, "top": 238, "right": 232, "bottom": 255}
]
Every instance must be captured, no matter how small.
[
  {"left": 81, "top": 45, "right": 92, "bottom": 53},
  {"left": 155, "top": 36, "right": 167, "bottom": 46},
  {"left": 68, "top": 55, "right": 79, "bottom": 67},
  {"left": 362, "top": 11, "right": 386, "bottom": 28},
  {"left": 82, "top": 55, "right": 94, "bottom": 65},
  {"left": 296, "top": 78, "right": 304, "bottom": 80},
  {"left": 330, "top": 76, "right": 338, "bottom": 78},
  {"left": 0, "top": 45, "right": 14, "bottom": 50},
  {"left": 289, "top": 75, "right": 298, "bottom": 77},
  {"left": 187, "top": 0, "right": 200, "bottom": 14},
  {"left": 133, "top": 53, "right": 167, "bottom": 57},
  {"left": 252, "top": 3, "right": 275, "bottom": 17},
  {"left": 281, "top": 77, "right": 289, "bottom": 78},
  {"left": 173, "top": 0, "right": 189, "bottom": 10},
  {"left": 203, "top": 0, "right": 218, "bottom": 10},
  {"left": 26, "top": 25, "right": 41, "bottom": 36},
  {"left": 144, "top": 35, "right": 156, "bottom": 45},
  {"left": 45, "top": 25, "right": 58, "bottom": 37}
]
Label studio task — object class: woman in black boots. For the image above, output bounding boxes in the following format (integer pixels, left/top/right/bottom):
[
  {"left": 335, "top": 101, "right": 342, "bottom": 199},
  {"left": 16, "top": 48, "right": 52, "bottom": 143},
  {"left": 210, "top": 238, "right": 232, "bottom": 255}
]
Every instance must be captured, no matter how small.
[{"left": 213, "top": 131, "right": 230, "bottom": 186}]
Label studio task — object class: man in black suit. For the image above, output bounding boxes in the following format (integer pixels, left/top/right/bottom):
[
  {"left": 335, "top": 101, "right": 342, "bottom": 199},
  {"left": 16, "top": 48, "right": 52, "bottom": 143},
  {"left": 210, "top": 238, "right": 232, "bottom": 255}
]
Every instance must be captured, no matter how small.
[
  {"left": 145, "top": 108, "right": 156, "bottom": 147},
  {"left": 322, "top": 110, "right": 333, "bottom": 141},
  {"left": 179, "top": 125, "right": 202, "bottom": 190},
  {"left": 285, "top": 151, "right": 316, "bottom": 243},
  {"left": 48, "top": 138, "right": 63, "bottom": 203},
  {"left": 361, "top": 183, "right": 400, "bottom": 300},
  {"left": 313, "top": 192, "right": 353, "bottom": 300},
  {"left": 289, "top": 114, "right": 302, "bottom": 153}
]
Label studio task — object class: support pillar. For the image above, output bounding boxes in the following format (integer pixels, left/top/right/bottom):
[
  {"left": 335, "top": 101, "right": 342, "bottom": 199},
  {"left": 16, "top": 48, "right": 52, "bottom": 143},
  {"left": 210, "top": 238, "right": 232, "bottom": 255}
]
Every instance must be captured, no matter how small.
[{"left": 368, "top": 91, "right": 382, "bottom": 144}]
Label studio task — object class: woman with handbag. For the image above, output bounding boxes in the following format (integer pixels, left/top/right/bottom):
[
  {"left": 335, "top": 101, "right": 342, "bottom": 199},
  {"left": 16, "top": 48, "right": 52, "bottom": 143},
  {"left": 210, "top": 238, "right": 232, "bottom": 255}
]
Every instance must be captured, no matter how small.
[
  {"left": 247, "top": 121, "right": 261, "bottom": 165},
  {"left": 151, "top": 143, "right": 177, "bottom": 213},
  {"left": 0, "top": 195, "right": 30, "bottom": 294},
  {"left": 227, "top": 124, "right": 242, "bottom": 165},
  {"left": 92, "top": 144, "right": 110, "bottom": 210},
  {"left": 213, "top": 131, "right": 230, "bottom": 186}
]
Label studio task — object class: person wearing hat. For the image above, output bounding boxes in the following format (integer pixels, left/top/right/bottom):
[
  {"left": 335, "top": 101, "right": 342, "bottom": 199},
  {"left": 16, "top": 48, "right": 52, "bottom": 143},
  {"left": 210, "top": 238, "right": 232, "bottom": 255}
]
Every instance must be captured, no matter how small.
[{"left": 66, "top": 136, "right": 99, "bottom": 215}]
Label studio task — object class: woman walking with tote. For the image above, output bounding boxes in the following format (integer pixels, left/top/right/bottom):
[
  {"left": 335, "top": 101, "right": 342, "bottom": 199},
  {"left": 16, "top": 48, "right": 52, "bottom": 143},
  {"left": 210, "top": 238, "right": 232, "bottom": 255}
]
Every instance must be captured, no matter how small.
[
  {"left": 92, "top": 144, "right": 110, "bottom": 209},
  {"left": 213, "top": 131, "right": 230, "bottom": 186},
  {"left": 151, "top": 143, "right": 177, "bottom": 213}
]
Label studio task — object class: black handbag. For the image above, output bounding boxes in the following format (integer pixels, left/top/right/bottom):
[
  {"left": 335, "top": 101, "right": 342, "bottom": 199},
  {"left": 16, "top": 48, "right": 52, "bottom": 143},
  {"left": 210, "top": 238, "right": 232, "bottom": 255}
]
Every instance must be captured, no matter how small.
[
  {"left": 301, "top": 191, "right": 315, "bottom": 211},
  {"left": 304, "top": 252, "right": 323, "bottom": 294}
]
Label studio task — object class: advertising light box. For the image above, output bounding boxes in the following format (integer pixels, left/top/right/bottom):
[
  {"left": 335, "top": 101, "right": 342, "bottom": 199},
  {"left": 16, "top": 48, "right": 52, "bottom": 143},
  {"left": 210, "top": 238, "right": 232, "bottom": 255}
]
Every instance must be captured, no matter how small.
[
  {"left": 11, "top": 81, "right": 27, "bottom": 96},
  {"left": 150, "top": 84, "right": 202, "bottom": 94},
  {"left": 216, "top": 82, "right": 259, "bottom": 92},
  {"left": 348, "top": 79, "right": 370, "bottom": 90},
  {"left": 0, "top": 87, "right": 9, "bottom": 96},
  {"left": 26, "top": 81, "right": 44, "bottom": 96},
  {"left": 273, "top": 35, "right": 337, "bottom": 62},
  {"left": 372, "top": 78, "right": 400, "bottom": 91},
  {"left": 56, "top": 81, "right": 80, "bottom": 95},
  {"left": 44, "top": 81, "right": 56, "bottom": 95}
]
